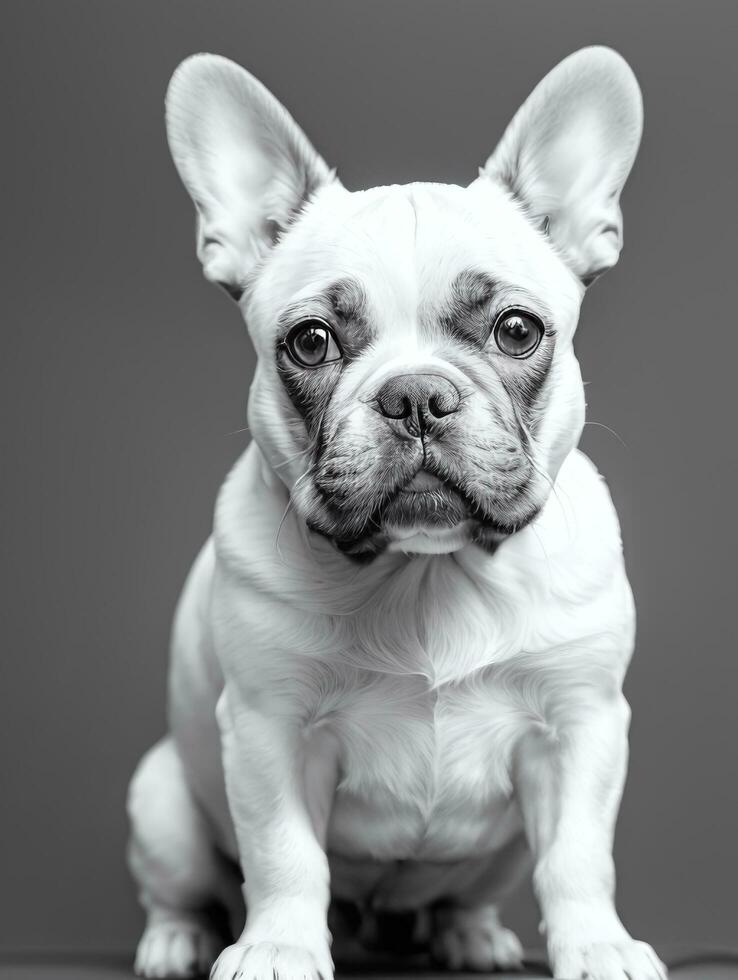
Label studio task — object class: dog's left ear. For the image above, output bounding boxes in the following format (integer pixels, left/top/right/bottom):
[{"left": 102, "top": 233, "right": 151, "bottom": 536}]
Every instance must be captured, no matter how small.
[
  {"left": 480, "top": 46, "right": 643, "bottom": 285},
  {"left": 165, "top": 54, "right": 336, "bottom": 299}
]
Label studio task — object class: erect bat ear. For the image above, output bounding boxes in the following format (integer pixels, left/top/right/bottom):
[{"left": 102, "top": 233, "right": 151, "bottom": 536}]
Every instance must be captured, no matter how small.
[
  {"left": 479, "top": 46, "right": 643, "bottom": 285},
  {"left": 166, "top": 54, "right": 337, "bottom": 299}
]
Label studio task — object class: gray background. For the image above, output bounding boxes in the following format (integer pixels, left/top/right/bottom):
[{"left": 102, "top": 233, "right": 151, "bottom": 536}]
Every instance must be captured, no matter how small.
[{"left": 2, "top": 0, "right": 736, "bottom": 960}]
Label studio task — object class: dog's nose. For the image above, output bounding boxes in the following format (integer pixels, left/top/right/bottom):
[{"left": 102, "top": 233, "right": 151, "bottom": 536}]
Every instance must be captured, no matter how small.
[{"left": 374, "top": 373, "right": 461, "bottom": 435}]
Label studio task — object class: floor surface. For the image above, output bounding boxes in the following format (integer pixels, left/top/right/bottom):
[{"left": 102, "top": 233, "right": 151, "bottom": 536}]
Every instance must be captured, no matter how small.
[{"left": 1, "top": 953, "right": 738, "bottom": 980}]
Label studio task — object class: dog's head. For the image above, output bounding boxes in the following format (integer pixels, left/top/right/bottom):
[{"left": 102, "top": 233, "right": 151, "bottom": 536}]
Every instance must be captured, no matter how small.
[{"left": 165, "top": 48, "right": 642, "bottom": 561}]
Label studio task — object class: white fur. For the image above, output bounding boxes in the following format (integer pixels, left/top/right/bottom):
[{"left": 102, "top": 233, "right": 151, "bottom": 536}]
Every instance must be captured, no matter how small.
[{"left": 128, "top": 47, "right": 666, "bottom": 980}]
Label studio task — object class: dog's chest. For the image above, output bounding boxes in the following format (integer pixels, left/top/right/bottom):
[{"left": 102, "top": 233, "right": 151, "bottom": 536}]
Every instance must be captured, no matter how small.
[
  {"left": 313, "top": 554, "right": 550, "bottom": 860},
  {"left": 323, "top": 668, "right": 528, "bottom": 861}
]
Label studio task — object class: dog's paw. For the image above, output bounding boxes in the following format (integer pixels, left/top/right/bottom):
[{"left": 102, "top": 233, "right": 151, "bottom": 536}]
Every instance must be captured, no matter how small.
[
  {"left": 209, "top": 942, "right": 333, "bottom": 980},
  {"left": 134, "top": 913, "right": 222, "bottom": 978},
  {"left": 549, "top": 938, "right": 667, "bottom": 980},
  {"left": 431, "top": 905, "right": 524, "bottom": 972}
]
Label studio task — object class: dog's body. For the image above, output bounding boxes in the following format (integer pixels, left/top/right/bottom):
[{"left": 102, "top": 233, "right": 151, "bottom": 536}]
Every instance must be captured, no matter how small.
[{"left": 128, "top": 49, "right": 666, "bottom": 980}]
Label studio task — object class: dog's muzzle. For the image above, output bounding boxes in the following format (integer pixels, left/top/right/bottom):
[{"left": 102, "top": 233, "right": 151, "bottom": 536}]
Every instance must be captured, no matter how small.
[{"left": 302, "top": 366, "right": 539, "bottom": 562}]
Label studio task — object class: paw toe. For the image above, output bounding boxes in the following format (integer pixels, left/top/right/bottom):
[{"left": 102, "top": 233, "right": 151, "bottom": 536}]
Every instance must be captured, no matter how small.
[
  {"left": 432, "top": 920, "right": 524, "bottom": 972},
  {"left": 209, "top": 942, "right": 331, "bottom": 980},
  {"left": 135, "top": 918, "right": 221, "bottom": 979},
  {"left": 486, "top": 925, "right": 525, "bottom": 969},
  {"left": 550, "top": 939, "right": 666, "bottom": 980}
]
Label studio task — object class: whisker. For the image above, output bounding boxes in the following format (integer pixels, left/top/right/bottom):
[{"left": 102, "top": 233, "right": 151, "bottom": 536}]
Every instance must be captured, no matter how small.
[
  {"left": 272, "top": 447, "right": 310, "bottom": 471},
  {"left": 309, "top": 401, "right": 333, "bottom": 457},
  {"left": 528, "top": 520, "right": 553, "bottom": 582},
  {"left": 583, "top": 420, "right": 629, "bottom": 450},
  {"left": 525, "top": 449, "right": 575, "bottom": 538},
  {"left": 508, "top": 402, "right": 574, "bottom": 535},
  {"left": 292, "top": 465, "right": 316, "bottom": 491},
  {"left": 274, "top": 463, "right": 316, "bottom": 559},
  {"left": 273, "top": 495, "right": 294, "bottom": 564}
]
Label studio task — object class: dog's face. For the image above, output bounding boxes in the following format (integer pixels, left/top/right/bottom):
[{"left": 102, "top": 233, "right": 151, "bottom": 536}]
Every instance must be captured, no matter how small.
[
  {"left": 166, "top": 48, "right": 642, "bottom": 560},
  {"left": 245, "top": 181, "right": 584, "bottom": 560}
]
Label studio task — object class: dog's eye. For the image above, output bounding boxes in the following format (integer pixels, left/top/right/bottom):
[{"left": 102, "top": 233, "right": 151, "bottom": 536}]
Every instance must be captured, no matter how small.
[
  {"left": 285, "top": 319, "right": 343, "bottom": 368},
  {"left": 492, "top": 309, "right": 544, "bottom": 358}
]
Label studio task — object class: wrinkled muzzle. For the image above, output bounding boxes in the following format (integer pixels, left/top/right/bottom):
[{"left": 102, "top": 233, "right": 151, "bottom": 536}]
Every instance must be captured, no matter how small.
[{"left": 291, "top": 366, "right": 543, "bottom": 561}]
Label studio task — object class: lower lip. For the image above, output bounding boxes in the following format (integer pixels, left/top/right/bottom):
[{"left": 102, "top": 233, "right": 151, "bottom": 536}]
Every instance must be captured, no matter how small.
[
  {"left": 403, "top": 471, "right": 445, "bottom": 493},
  {"left": 384, "top": 484, "right": 466, "bottom": 528},
  {"left": 397, "top": 484, "right": 458, "bottom": 502}
]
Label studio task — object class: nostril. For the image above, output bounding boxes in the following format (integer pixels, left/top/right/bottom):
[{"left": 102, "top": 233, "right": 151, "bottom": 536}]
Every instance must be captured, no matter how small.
[
  {"left": 376, "top": 393, "right": 412, "bottom": 419},
  {"left": 427, "top": 391, "right": 459, "bottom": 418}
]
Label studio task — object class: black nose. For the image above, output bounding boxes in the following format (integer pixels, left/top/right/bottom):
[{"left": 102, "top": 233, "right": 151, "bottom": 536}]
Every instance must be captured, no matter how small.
[{"left": 374, "top": 373, "right": 461, "bottom": 434}]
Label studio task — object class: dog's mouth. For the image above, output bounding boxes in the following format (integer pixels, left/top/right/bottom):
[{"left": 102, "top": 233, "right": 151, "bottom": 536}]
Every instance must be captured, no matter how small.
[
  {"left": 301, "top": 422, "right": 543, "bottom": 563},
  {"left": 309, "top": 457, "right": 540, "bottom": 563},
  {"left": 382, "top": 470, "right": 468, "bottom": 529},
  {"left": 402, "top": 470, "right": 445, "bottom": 493}
]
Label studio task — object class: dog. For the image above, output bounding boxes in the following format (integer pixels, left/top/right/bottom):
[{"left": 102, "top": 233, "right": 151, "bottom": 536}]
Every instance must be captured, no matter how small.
[{"left": 127, "top": 46, "right": 666, "bottom": 980}]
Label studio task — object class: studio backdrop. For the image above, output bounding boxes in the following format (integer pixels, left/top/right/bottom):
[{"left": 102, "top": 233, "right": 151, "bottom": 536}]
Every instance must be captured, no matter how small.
[{"left": 1, "top": 0, "right": 736, "bottom": 958}]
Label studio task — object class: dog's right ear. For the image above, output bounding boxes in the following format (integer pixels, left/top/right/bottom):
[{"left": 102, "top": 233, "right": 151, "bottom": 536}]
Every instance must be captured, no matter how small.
[{"left": 165, "top": 54, "right": 336, "bottom": 299}]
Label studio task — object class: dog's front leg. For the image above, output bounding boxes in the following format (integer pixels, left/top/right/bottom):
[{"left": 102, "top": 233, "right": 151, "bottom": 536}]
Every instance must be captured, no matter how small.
[
  {"left": 515, "top": 693, "right": 666, "bottom": 980},
  {"left": 211, "top": 684, "right": 338, "bottom": 980}
]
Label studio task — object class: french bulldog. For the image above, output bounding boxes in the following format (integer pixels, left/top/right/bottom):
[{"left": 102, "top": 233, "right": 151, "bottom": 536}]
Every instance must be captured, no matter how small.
[{"left": 127, "top": 46, "right": 666, "bottom": 980}]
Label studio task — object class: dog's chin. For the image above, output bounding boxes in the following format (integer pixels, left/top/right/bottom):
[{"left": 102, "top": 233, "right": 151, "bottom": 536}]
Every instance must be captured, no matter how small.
[
  {"left": 385, "top": 521, "right": 473, "bottom": 555},
  {"left": 381, "top": 477, "right": 471, "bottom": 555},
  {"left": 310, "top": 471, "right": 540, "bottom": 563}
]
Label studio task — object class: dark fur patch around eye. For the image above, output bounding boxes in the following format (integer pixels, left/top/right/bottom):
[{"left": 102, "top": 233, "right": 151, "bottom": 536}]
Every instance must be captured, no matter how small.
[
  {"left": 436, "top": 269, "right": 500, "bottom": 345},
  {"left": 435, "top": 268, "right": 556, "bottom": 424},
  {"left": 275, "top": 277, "right": 372, "bottom": 439},
  {"left": 277, "top": 359, "right": 342, "bottom": 440},
  {"left": 494, "top": 338, "right": 556, "bottom": 434},
  {"left": 324, "top": 278, "right": 369, "bottom": 329},
  {"left": 427, "top": 269, "right": 556, "bottom": 444}
]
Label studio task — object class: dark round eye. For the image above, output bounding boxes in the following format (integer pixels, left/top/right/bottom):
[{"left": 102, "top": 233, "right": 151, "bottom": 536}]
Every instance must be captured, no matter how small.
[
  {"left": 493, "top": 309, "right": 544, "bottom": 358},
  {"left": 284, "top": 319, "right": 342, "bottom": 368}
]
